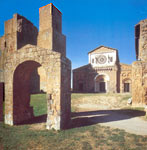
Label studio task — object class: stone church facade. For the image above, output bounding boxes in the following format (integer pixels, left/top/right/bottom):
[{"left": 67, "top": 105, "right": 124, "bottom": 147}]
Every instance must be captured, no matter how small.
[
  {"left": 0, "top": 3, "right": 71, "bottom": 130},
  {"left": 73, "top": 46, "right": 132, "bottom": 93}
]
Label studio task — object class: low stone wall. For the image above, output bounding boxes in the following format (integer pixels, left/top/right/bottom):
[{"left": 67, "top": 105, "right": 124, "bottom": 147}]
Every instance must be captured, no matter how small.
[
  {"left": 132, "top": 61, "right": 147, "bottom": 106},
  {"left": 0, "top": 82, "right": 4, "bottom": 121}
]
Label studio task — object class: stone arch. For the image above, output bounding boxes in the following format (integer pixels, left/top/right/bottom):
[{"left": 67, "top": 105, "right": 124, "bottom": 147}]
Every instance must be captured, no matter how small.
[
  {"left": 94, "top": 73, "right": 110, "bottom": 93},
  {"left": 13, "top": 60, "right": 44, "bottom": 124},
  {"left": 4, "top": 45, "right": 71, "bottom": 130},
  {"left": 122, "top": 78, "right": 132, "bottom": 93}
]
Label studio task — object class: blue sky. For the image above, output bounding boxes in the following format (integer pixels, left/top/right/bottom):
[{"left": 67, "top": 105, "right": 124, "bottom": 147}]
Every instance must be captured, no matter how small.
[{"left": 0, "top": 0, "right": 147, "bottom": 69}]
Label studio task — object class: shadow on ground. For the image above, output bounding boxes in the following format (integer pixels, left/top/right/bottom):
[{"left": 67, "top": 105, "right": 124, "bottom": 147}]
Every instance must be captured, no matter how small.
[
  {"left": 69, "top": 109, "right": 146, "bottom": 129},
  {"left": 16, "top": 109, "right": 146, "bottom": 129}
]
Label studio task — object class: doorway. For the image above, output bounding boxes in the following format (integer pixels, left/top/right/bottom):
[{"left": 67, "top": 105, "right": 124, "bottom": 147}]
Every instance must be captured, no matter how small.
[
  {"left": 100, "top": 82, "right": 106, "bottom": 92},
  {"left": 95, "top": 74, "right": 109, "bottom": 93}
]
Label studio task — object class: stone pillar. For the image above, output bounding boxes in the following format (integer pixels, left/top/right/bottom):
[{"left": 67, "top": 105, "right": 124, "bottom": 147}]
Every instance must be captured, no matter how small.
[
  {"left": 46, "top": 56, "right": 71, "bottom": 130},
  {"left": 0, "top": 83, "right": 4, "bottom": 121},
  {"left": 46, "top": 94, "right": 61, "bottom": 130}
]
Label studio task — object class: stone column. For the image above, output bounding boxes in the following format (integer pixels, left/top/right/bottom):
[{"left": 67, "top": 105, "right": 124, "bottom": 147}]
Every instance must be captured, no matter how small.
[{"left": 0, "top": 82, "right": 4, "bottom": 121}]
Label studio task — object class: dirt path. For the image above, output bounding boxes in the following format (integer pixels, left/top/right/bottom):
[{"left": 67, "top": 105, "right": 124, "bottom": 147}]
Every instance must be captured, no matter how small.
[
  {"left": 94, "top": 110, "right": 147, "bottom": 135},
  {"left": 72, "top": 109, "right": 147, "bottom": 135},
  {"left": 99, "top": 116, "right": 147, "bottom": 136},
  {"left": 72, "top": 93, "right": 147, "bottom": 135}
]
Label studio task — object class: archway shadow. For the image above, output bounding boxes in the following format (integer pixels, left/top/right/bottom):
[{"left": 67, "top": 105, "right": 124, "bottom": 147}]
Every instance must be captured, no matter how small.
[{"left": 68, "top": 109, "right": 146, "bottom": 129}]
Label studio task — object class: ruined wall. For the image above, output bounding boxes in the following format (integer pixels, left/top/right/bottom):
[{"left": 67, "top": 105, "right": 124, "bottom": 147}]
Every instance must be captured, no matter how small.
[
  {"left": 17, "top": 14, "right": 38, "bottom": 49},
  {"left": 132, "top": 19, "right": 147, "bottom": 106},
  {"left": 1, "top": 3, "right": 71, "bottom": 130},
  {"left": 135, "top": 19, "right": 147, "bottom": 61},
  {"left": 0, "top": 13, "right": 38, "bottom": 53},
  {"left": 37, "top": 3, "right": 66, "bottom": 56},
  {"left": 0, "top": 83, "right": 4, "bottom": 121},
  {"left": 4, "top": 44, "right": 71, "bottom": 129},
  {"left": 0, "top": 13, "right": 38, "bottom": 82},
  {"left": 4, "top": 14, "right": 17, "bottom": 52},
  {"left": 132, "top": 61, "right": 147, "bottom": 106}
]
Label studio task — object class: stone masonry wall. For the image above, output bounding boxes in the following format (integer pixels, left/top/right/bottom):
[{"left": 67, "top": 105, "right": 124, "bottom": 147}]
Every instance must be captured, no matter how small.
[
  {"left": 0, "top": 13, "right": 38, "bottom": 82},
  {"left": 132, "top": 61, "right": 147, "bottom": 106},
  {"left": 133, "top": 19, "right": 147, "bottom": 106},
  {"left": 17, "top": 14, "right": 38, "bottom": 49},
  {"left": 38, "top": 3, "right": 66, "bottom": 56},
  {"left": 4, "top": 44, "right": 71, "bottom": 130},
  {"left": 1, "top": 3, "right": 71, "bottom": 130},
  {"left": 135, "top": 19, "right": 147, "bottom": 61}
]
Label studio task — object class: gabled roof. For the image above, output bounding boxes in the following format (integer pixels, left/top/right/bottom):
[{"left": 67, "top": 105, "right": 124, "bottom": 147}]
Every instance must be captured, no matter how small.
[
  {"left": 73, "top": 64, "right": 91, "bottom": 72},
  {"left": 88, "top": 45, "right": 118, "bottom": 54}
]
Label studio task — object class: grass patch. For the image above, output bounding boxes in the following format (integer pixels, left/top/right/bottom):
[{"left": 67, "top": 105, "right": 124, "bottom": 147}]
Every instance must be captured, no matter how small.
[
  {"left": 1, "top": 93, "right": 147, "bottom": 150},
  {"left": 30, "top": 94, "right": 47, "bottom": 116},
  {"left": 1, "top": 122, "right": 147, "bottom": 150}
]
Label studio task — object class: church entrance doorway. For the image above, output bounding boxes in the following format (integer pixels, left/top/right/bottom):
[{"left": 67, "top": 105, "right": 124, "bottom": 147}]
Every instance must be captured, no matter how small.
[{"left": 95, "top": 74, "right": 109, "bottom": 93}]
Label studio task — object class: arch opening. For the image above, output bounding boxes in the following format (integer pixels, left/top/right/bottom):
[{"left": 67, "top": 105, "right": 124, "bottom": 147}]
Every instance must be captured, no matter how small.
[
  {"left": 13, "top": 60, "right": 47, "bottom": 125},
  {"left": 94, "top": 74, "right": 109, "bottom": 93}
]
